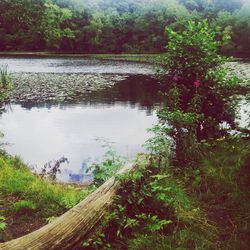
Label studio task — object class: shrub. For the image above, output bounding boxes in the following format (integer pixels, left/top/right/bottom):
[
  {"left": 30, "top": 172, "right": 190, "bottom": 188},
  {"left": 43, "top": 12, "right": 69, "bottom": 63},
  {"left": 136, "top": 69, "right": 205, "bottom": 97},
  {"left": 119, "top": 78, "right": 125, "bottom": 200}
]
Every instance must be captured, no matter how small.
[
  {"left": 82, "top": 157, "right": 216, "bottom": 249},
  {"left": 87, "top": 140, "right": 125, "bottom": 187},
  {"left": 157, "top": 20, "right": 241, "bottom": 167},
  {"left": 0, "top": 216, "right": 6, "bottom": 231}
]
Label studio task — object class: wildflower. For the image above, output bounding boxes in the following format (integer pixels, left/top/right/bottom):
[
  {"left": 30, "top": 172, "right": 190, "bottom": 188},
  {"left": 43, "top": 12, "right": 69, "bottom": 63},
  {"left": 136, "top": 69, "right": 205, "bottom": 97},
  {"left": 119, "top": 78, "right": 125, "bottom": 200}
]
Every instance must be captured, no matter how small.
[
  {"left": 172, "top": 74, "right": 178, "bottom": 81},
  {"left": 194, "top": 79, "right": 201, "bottom": 88}
]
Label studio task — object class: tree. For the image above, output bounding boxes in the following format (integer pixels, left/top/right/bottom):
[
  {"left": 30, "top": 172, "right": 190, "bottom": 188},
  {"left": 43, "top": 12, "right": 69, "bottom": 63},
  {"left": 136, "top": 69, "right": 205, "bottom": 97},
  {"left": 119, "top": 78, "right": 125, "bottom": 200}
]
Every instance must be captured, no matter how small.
[
  {"left": 0, "top": 0, "right": 45, "bottom": 50},
  {"left": 41, "top": 0, "right": 75, "bottom": 50},
  {"left": 83, "top": 12, "right": 104, "bottom": 52}
]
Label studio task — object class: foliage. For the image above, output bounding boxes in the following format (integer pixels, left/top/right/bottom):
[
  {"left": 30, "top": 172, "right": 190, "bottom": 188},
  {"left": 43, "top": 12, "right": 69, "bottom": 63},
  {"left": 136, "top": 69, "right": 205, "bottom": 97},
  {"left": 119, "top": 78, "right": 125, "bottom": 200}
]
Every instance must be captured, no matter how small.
[
  {"left": 0, "top": 1, "right": 249, "bottom": 248},
  {"left": 0, "top": 0, "right": 249, "bottom": 54},
  {"left": 145, "top": 124, "right": 172, "bottom": 160},
  {"left": 82, "top": 132, "right": 250, "bottom": 249},
  {"left": 80, "top": 17, "right": 249, "bottom": 250},
  {"left": 0, "top": 0, "right": 45, "bottom": 51},
  {"left": 0, "top": 216, "right": 6, "bottom": 231},
  {"left": 157, "top": 20, "right": 241, "bottom": 167},
  {"left": 87, "top": 140, "right": 125, "bottom": 187},
  {"left": 41, "top": 0, "right": 76, "bottom": 50},
  {"left": 82, "top": 154, "right": 216, "bottom": 249},
  {"left": 215, "top": 1, "right": 250, "bottom": 56},
  {"left": 41, "top": 156, "right": 69, "bottom": 180},
  {"left": 160, "top": 20, "right": 228, "bottom": 82}
]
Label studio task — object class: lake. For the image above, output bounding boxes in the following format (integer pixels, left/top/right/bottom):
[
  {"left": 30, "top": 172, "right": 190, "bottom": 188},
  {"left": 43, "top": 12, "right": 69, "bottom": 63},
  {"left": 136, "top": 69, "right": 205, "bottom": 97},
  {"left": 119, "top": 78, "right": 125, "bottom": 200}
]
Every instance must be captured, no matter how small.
[{"left": 0, "top": 57, "right": 160, "bottom": 182}]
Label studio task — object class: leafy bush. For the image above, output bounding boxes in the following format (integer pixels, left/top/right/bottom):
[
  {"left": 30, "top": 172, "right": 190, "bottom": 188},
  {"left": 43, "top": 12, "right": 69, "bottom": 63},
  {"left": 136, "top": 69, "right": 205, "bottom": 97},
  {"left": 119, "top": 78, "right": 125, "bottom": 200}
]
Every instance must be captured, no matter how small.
[
  {"left": 82, "top": 156, "right": 216, "bottom": 249},
  {"left": 157, "top": 20, "right": 241, "bottom": 167},
  {"left": 87, "top": 140, "right": 125, "bottom": 187},
  {"left": 0, "top": 216, "right": 6, "bottom": 231}
]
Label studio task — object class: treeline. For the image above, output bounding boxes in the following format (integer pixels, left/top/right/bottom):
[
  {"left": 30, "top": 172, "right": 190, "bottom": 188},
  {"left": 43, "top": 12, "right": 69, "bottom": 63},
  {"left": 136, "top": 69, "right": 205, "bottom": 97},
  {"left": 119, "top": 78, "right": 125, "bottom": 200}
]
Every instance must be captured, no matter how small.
[{"left": 0, "top": 0, "right": 250, "bottom": 55}]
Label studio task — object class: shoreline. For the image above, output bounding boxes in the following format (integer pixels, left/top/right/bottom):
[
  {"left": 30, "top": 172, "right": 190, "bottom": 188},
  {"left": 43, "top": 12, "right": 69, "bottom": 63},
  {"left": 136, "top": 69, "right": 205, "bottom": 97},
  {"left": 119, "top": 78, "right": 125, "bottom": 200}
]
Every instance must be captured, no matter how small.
[{"left": 0, "top": 52, "right": 159, "bottom": 64}]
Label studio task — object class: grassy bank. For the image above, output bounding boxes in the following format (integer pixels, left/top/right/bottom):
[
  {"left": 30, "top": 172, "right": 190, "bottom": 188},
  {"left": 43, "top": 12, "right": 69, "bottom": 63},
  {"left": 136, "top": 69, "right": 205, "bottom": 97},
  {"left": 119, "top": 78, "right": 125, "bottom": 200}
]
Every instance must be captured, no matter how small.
[
  {"left": 0, "top": 152, "right": 91, "bottom": 242},
  {"left": 88, "top": 54, "right": 159, "bottom": 64}
]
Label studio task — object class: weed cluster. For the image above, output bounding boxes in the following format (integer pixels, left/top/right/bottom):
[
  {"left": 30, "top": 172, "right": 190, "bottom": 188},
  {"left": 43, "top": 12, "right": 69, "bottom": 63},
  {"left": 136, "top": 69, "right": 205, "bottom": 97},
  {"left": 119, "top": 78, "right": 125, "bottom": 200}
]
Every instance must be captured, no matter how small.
[
  {"left": 82, "top": 153, "right": 218, "bottom": 249},
  {"left": 87, "top": 140, "right": 125, "bottom": 187},
  {"left": 0, "top": 65, "right": 12, "bottom": 102}
]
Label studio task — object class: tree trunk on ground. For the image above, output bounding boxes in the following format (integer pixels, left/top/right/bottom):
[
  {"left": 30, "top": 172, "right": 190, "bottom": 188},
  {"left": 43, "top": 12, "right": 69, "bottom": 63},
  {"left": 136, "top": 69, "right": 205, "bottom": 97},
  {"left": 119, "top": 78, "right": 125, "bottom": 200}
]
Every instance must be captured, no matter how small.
[{"left": 0, "top": 163, "right": 135, "bottom": 250}]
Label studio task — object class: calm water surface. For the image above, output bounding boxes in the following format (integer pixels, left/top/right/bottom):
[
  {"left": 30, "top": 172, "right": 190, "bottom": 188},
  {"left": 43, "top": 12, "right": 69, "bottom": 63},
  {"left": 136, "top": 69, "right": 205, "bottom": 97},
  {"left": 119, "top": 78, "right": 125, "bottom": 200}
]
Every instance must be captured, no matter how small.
[
  {"left": 0, "top": 74, "right": 161, "bottom": 183},
  {"left": 1, "top": 103, "right": 157, "bottom": 183},
  {"left": 0, "top": 57, "right": 153, "bottom": 74}
]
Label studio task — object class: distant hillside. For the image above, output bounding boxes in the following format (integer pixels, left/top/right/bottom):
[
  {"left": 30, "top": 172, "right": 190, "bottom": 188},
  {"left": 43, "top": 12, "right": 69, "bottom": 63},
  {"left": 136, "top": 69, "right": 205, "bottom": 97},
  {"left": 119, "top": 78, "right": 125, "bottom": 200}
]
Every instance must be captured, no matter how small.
[{"left": 0, "top": 0, "right": 249, "bottom": 55}]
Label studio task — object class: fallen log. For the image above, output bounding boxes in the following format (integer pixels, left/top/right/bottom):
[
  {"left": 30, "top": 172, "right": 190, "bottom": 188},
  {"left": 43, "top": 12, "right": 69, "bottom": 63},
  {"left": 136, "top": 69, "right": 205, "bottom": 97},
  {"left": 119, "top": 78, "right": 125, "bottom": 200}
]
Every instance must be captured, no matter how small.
[{"left": 0, "top": 163, "right": 135, "bottom": 250}]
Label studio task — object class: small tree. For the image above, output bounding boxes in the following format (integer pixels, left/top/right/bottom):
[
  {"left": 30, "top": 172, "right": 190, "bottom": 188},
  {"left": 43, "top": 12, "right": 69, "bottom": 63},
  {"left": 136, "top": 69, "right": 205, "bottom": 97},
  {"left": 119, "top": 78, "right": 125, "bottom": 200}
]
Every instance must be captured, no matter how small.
[
  {"left": 158, "top": 20, "right": 240, "bottom": 166},
  {"left": 41, "top": 0, "right": 75, "bottom": 50}
]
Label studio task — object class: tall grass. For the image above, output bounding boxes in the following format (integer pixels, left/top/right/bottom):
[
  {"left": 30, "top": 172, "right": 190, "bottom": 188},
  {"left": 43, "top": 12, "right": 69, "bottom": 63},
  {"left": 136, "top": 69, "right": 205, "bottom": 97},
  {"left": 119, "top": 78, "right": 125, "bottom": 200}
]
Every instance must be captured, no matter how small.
[
  {"left": 0, "top": 65, "right": 10, "bottom": 88},
  {"left": 0, "top": 65, "right": 12, "bottom": 101}
]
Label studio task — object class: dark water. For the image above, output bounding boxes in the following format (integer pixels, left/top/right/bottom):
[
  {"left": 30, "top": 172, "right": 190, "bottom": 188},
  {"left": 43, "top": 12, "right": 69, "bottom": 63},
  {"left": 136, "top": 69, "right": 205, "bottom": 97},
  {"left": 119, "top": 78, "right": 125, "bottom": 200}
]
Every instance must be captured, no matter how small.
[
  {"left": 0, "top": 75, "right": 162, "bottom": 183},
  {"left": 0, "top": 57, "right": 153, "bottom": 74}
]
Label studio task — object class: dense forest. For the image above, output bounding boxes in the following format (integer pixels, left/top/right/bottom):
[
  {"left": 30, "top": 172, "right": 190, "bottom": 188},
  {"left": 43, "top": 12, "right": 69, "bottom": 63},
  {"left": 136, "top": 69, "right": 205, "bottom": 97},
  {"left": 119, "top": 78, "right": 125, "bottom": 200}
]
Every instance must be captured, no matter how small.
[{"left": 0, "top": 0, "right": 250, "bottom": 55}]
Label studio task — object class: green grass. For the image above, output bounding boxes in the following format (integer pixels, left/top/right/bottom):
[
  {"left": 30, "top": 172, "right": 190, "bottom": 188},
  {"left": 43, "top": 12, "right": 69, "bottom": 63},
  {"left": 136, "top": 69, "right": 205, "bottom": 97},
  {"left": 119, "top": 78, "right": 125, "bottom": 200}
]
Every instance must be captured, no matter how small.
[
  {"left": 0, "top": 52, "right": 161, "bottom": 64},
  {"left": 0, "top": 154, "right": 90, "bottom": 217},
  {"left": 88, "top": 54, "right": 160, "bottom": 64}
]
